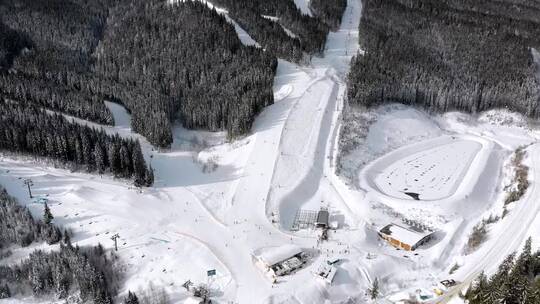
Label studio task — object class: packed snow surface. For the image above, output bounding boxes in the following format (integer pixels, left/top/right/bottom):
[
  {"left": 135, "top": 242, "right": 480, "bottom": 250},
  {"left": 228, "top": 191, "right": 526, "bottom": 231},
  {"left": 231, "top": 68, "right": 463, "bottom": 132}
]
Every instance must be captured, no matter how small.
[
  {"left": 1, "top": 1, "right": 366, "bottom": 303},
  {"left": 3, "top": 0, "right": 540, "bottom": 303},
  {"left": 370, "top": 137, "right": 482, "bottom": 201},
  {"left": 293, "top": 0, "right": 313, "bottom": 16}
]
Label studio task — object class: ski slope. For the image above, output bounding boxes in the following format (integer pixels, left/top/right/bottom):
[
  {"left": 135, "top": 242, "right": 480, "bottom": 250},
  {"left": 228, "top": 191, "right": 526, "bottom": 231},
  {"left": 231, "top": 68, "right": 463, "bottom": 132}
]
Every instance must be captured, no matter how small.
[
  {"left": 2, "top": 0, "right": 540, "bottom": 303},
  {"left": 1, "top": 1, "right": 368, "bottom": 303}
]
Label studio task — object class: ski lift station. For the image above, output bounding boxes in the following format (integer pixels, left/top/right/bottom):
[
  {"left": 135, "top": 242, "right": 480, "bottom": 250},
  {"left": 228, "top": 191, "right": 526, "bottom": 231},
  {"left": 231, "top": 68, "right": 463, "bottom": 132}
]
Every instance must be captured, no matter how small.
[
  {"left": 315, "top": 208, "right": 329, "bottom": 229},
  {"left": 252, "top": 245, "right": 307, "bottom": 278},
  {"left": 378, "top": 223, "right": 435, "bottom": 251},
  {"left": 292, "top": 207, "right": 334, "bottom": 231}
]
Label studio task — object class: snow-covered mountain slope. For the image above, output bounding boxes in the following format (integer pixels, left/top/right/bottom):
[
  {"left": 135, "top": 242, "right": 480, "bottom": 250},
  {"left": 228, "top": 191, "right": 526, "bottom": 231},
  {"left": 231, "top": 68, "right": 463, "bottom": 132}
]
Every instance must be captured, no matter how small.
[
  {"left": 2, "top": 0, "right": 540, "bottom": 303},
  {"left": 174, "top": 0, "right": 260, "bottom": 48},
  {"left": 0, "top": 1, "right": 365, "bottom": 303},
  {"left": 338, "top": 105, "right": 540, "bottom": 302}
]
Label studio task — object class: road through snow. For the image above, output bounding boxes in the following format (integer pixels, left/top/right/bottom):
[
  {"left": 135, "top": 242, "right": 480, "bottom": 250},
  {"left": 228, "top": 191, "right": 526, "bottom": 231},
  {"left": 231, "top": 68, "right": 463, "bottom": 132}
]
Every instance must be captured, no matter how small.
[{"left": 434, "top": 143, "right": 540, "bottom": 303}]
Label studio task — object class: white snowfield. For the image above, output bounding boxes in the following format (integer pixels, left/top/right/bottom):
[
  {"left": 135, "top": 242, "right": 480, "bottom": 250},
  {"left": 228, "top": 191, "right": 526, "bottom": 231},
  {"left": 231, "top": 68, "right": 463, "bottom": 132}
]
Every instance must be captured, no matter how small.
[
  {"left": 2, "top": 0, "right": 540, "bottom": 303},
  {"left": 362, "top": 135, "right": 493, "bottom": 201},
  {"left": 293, "top": 0, "right": 313, "bottom": 17}
]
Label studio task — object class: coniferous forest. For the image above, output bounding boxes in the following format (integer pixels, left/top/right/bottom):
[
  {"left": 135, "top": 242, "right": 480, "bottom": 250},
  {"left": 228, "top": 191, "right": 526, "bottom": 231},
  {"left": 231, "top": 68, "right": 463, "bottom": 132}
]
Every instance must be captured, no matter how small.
[
  {"left": 0, "top": 101, "right": 153, "bottom": 186},
  {"left": 0, "top": 0, "right": 277, "bottom": 148},
  {"left": 0, "top": 186, "right": 121, "bottom": 303},
  {"left": 347, "top": 0, "right": 540, "bottom": 117},
  {"left": 211, "top": 0, "right": 340, "bottom": 62},
  {"left": 310, "top": 0, "right": 347, "bottom": 30},
  {"left": 0, "top": 186, "right": 62, "bottom": 247},
  {"left": 465, "top": 238, "right": 540, "bottom": 304}
]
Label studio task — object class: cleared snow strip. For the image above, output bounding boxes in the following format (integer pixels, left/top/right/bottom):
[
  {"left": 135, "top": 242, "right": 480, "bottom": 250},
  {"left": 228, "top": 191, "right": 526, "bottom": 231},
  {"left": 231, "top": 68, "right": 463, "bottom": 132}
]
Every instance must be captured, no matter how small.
[
  {"left": 293, "top": 0, "right": 313, "bottom": 16},
  {"left": 261, "top": 15, "right": 299, "bottom": 39},
  {"left": 280, "top": 26, "right": 298, "bottom": 39},
  {"left": 223, "top": 14, "right": 260, "bottom": 47},
  {"left": 312, "top": 0, "right": 362, "bottom": 75},
  {"left": 104, "top": 101, "right": 131, "bottom": 129},
  {"left": 44, "top": 109, "right": 138, "bottom": 143},
  {"left": 170, "top": 0, "right": 260, "bottom": 47},
  {"left": 267, "top": 0, "right": 364, "bottom": 230},
  {"left": 261, "top": 15, "right": 279, "bottom": 22}
]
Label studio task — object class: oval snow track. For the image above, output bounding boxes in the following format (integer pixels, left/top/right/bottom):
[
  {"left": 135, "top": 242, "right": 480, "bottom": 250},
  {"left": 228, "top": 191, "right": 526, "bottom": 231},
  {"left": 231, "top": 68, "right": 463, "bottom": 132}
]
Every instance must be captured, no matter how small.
[
  {"left": 373, "top": 140, "right": 481, "bottom": 200},
  {"left": 360, "top": 135, "right": 494, "bottom": 203}
]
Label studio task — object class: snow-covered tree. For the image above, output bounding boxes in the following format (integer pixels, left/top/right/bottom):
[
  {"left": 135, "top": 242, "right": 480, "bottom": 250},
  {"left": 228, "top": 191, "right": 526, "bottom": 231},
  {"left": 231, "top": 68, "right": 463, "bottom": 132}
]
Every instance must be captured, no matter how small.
[
  {"left": 125, "top": 291, "right": 140, "bottom": 304},
  {"left": 368, "top": 278, "right": 379, "bottom": 300},
  {"left": 0, "top": 284, "right": 10, "bottom": 299},
  {"left": 43, "top": 202, "right": 53, "bottom": 225}
]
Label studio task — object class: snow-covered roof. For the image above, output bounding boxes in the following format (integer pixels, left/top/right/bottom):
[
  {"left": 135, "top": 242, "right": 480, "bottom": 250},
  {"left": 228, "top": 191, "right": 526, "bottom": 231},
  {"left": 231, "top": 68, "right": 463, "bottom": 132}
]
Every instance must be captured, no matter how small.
[
  {"left": 253, "top": 244, "right": 303, "bottom": 266},
  {"left": 379, "top": 224, "right": 432, "bottom": 246},
  {"left": 316, "top": 210, "right": 329, "bottom": 225}
]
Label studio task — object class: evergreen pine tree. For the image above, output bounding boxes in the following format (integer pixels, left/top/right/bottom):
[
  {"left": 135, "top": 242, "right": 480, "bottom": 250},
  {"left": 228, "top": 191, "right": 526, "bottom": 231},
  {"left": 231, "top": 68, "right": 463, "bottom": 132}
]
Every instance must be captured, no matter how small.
[
  {"left": 63, "top": 230, "right": 72, "bottom": 247},
  {"left": 0, "top": 284, "right": 10, "bottom": 299},
  {"left": 514, "top": 238, "right": 534, "bottom": 278},
  {"left": 108, "top": 143, "right": 121, "bottom": 177},
  {"left": 132, "top": 143, "right": 146, "bottom": 187},
  {"left": 43, "top": 202, "right": 54, "bottom": 225},
  {"left": 124, "top": 291, "right": 140, "bottom": 304},
  {"left": 94, "top": 144, "right": 106, "bottom": 174},
  {"left": 145, "top": 165, "right": 154, "bottom": 187},
  {"left": 368, "top": 277, "right": 379, "bottom": 300}
]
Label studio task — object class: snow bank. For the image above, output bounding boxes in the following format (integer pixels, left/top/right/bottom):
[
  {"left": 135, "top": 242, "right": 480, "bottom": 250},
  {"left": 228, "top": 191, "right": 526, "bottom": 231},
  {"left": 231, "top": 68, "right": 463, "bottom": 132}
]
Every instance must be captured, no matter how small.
[
  {"left": 366, "top": 107, "right": 442, "bottom": 155},
  {"left": 338, "top": 105, "right": 442, "bottom": 184}
]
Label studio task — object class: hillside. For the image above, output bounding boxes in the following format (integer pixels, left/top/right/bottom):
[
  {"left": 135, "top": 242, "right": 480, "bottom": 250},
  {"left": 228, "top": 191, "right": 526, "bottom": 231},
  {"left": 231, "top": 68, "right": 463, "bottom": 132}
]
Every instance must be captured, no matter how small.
[
  {"left": 0, "top": 0, "right": 276, "bottom": 147},
  {"left": 347, "top": 0, "right": 540, "bottom": 116},
  {"left": 2, "top": 0, "right": 540, "bottom": 303}
]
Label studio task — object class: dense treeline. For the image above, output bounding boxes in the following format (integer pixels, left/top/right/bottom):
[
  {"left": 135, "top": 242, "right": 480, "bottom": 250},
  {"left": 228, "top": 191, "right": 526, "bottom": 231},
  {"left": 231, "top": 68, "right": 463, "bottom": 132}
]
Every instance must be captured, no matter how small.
[
  {"left": 0, "top": 244, "right": 119, "bottom": 303},
  {"left": 96, "top": 0, "right": 277, "bottom": 143},
  {"left": 0, "top": 0, "right": 277, "bottom": 148},
  {"left": 211, "top": 0, "right": 330, "bottom": 62},
  {"left": 347, "top": 0, "right": 540, "bottom": 117},
  {"left": 0, "top": 22, "right": 31, "bottom": 71},
  {"left": 0, "top": 0, "right": 114, "bottom": 125},
  {"left": 310, "top": 0, "right": 347, "bottom": 30},
  {"left": 0, "top": 186, "right": 62, "bottom": 248},
  {"left": 465, "top": 238, "right": 540, "bottom": 304},
  {"left": 0, "top": 186, "right": 120, "bottom": 303},
  {"left": 0, "top": 101, "right": 153, "bottom": 186},
  {"left": 0, "top": 186, "right": 121, "bottom": 303}
]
